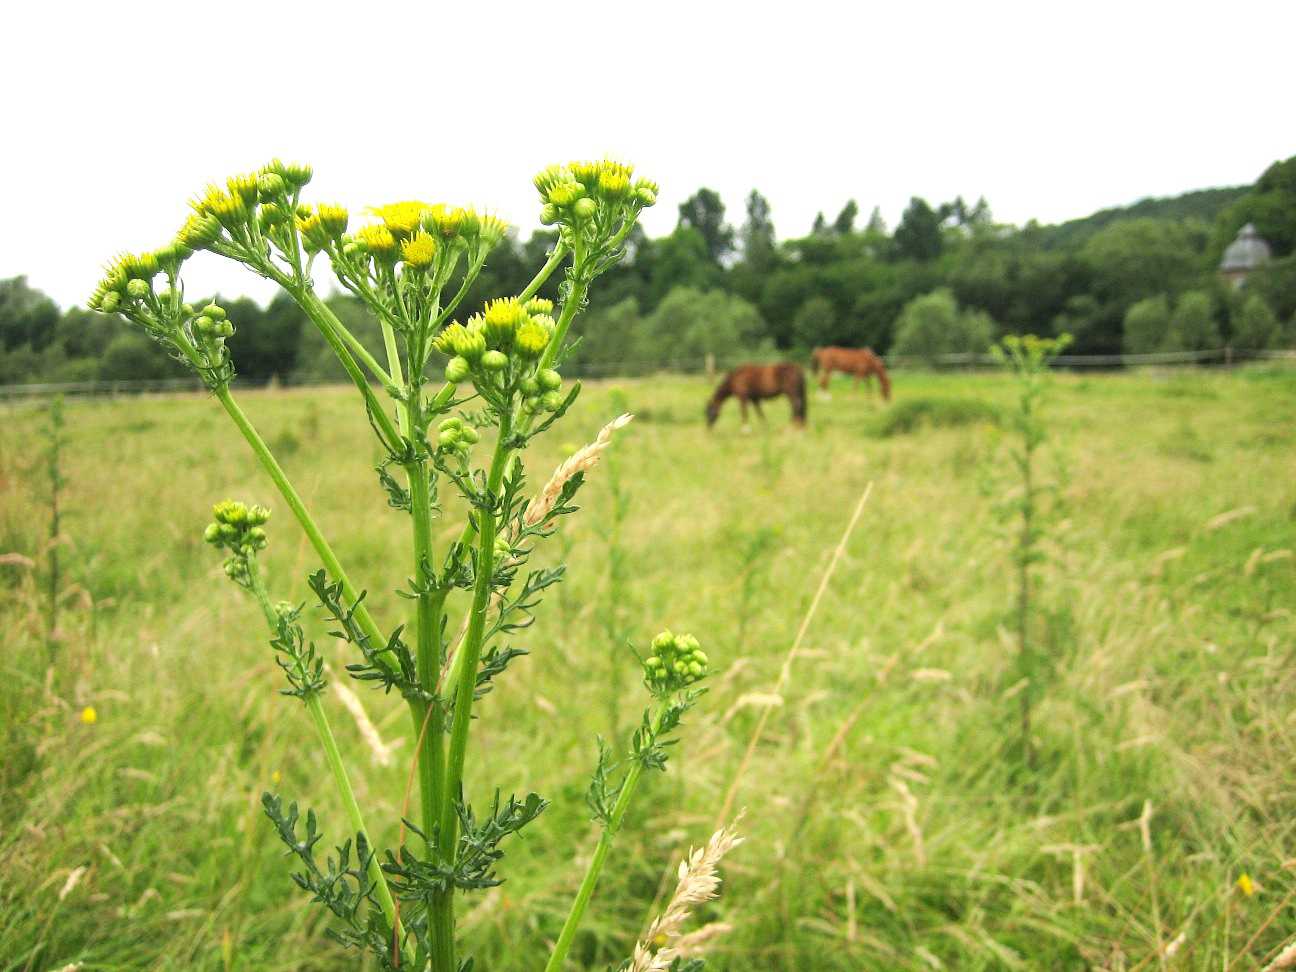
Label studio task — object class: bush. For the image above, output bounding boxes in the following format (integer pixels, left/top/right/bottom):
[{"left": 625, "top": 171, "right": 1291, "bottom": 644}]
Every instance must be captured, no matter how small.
[
  {"left": 870, "top": 395, "right": 1001, "bottom": 436},
  {"left": 891, "top": 288, "right": 995, "bottom": 362},
  {"left": 1162, "top": 290, "right": 1220, "bottom": 352},
  {"left": 1230, "top": 293, "right": 1281, "bottom": 349},
  {"left": 1122, "top": 295, "right": 1171, "bottom": 354}
]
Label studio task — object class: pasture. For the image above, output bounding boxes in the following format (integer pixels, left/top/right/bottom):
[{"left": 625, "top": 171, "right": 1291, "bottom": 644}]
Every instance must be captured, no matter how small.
[{"left": 2, "top": 365, "right": 1295, "bottom": 970}]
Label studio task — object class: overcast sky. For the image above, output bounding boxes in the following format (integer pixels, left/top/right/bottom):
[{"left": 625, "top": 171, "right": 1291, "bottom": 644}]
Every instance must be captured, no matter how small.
[{"left": 3, "top": 0, "right": 1292, "bottom": 308}]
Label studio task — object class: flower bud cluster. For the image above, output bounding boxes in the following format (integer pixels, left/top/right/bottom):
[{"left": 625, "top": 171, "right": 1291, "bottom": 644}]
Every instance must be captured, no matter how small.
[
  {"left": 203, "top": 500, "right": 271, "bottom": 587},
  {"left": 643, "top": 630, "right": 708, "bottom": 694},
  {"left": 433, "top": 297, "right": 563, "bottom": 407},
  {"left": 534, "top": 160, "right": 656, "bottom": 232},
  {"left": 432, "top": 416, "right": 480, "bottom": 457}
]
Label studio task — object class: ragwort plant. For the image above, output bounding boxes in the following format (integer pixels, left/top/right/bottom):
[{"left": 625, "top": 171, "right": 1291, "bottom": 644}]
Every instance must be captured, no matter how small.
[
  {"left": 988, "top": 333, "right": 1072, "bottom": 766},
  {"left": 91, "top": 160, "right": 727, "bottom": 970}
]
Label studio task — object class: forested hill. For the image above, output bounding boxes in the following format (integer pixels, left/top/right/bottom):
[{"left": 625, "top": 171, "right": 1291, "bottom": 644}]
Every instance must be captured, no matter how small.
[
  {"left": 3, "top": 156, "right": 1294, "bottom": 385},
  {"left": 1035, "top": 185, "right": 1251, "bottom": 250}
]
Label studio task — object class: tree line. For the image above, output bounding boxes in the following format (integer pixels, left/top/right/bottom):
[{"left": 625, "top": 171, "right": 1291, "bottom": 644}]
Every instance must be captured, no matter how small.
[{"left": 3, "top": 156, "right": 1294, "bottom": 385}]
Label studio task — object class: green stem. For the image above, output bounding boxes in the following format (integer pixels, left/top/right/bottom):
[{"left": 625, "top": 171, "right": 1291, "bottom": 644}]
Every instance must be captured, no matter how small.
[
  {"left": 213, "top": 385, "right": 394, "bottom": 675},
  {"left": 543, "top": 710, "right": 663, "bottom": 972},
  {"left": 246, "top": 563, "right": 405, "bottom": 952},
  {"left": 430, "top": 408, "right": 515, "bottom": 964},
  {"left": 292, "top": 288, "right": 404, "bottom": 451},
  {"left": 519, "top": 242, "right": 569, "bottom": 304}
]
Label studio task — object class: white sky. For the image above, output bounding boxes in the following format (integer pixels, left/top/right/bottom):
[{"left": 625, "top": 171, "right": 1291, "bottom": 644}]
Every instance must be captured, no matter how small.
[{"left": 3, "top": 0, "right": 1292, "bottom": 308}]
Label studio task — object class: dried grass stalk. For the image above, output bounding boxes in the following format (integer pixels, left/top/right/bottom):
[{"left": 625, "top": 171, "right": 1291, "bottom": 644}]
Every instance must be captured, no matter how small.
[
  {"left": 523, "top": 413, "right": 633, "bottom": 527},
  {"left": 629, "top": 822, "right": 743, "bottom": 972}
]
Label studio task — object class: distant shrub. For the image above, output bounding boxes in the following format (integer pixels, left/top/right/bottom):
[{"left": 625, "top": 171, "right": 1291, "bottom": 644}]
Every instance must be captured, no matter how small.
[
  {"left": 1230, "top": 293, "right": 1281, "bottom": 349},
  {"left": 871, "top": 395, "right": 1000, "bottom": 436},
  {"left": 891, "top": 288, "right": 995, "bottom": 362},
  {"left": 1122, "top": 295, "right": 1171, "bottom": 354},
  {"left": 1162, "top": 290, "right": 1220, "bottom": 352}
]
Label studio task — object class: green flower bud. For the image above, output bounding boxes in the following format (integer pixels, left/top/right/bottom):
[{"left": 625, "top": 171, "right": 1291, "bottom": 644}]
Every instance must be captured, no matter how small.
[
  {"left": 519, "top": 376, "right": 540, "bottom": 396},
  {"left": 203, "top": 304, "right": 227, "bottom": 321},
  {"left": 539, "top": 203, "right": 559, "bottom": 225},
  {"left": 573, "top": 197, "right": 597, "bottom": 220},
  {"left": 452, "top": 327, "right": 487, "bottom": 362},
  {"left": 440, "top": 416, "right": 464, "bottom": 430},
  {"left": 248, "top": 526, "right": 268, "bottom": 548},
  {"left": 203, "top": 523, "right": 221, "bottom": 543},
  {"left": 537, "top": 369, "right": 562, "bottom": 392},
  {"left": 258, "top": 172, "right": 286, "bottom": 197},
  {"left": 458, "top": 426, "right": 479, "bottom": 445},
  {"left": 248, "top": 505, "right": 271, "bottom": 525},
  {"left": 216, "top": 321, "right": 235, "bottom": 338},
  {"left": 635, "top": 187, "right": 657, "bottom": 207},
  {"left": 99, "top": 292, "right": 121, "bottom": 314},
  {"left": 437, "top": 429, "right": 460, "bottom": 450},
  {"left": 445, "top": 356, "right": 471, "bottom": 383},
  {"left": 481, "top": 349, "right": 508, "bottom": 372},
  {"left": 539, "top": 390, "right": 563, "bottom": 412},
  {"left": 126, "top": 278, "right": 150, "bottom": 299}
]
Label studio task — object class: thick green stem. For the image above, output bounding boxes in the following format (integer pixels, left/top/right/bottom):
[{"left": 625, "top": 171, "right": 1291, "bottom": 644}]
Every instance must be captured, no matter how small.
[
  {"left": 543, "top": 710, "right": 663, "bottom": 972},
  {"left": 213, "top": 386, "right": 393, "bottom": 673},
  {"left": 429, "top": 409, "right": 515, "bottom": 966}
]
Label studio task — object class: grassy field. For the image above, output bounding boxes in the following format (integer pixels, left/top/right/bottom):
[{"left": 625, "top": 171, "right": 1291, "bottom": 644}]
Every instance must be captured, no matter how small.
[{"left": 2, "top": 366, "right": 1295, "bottom": 971}]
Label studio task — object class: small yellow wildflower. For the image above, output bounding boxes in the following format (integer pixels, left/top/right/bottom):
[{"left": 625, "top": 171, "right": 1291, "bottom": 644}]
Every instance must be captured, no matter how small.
[
  {"left": 1237, "top": 872, "right": 1256, "bottom": 896},
  {"left": 317, "top": 204, "right": 349, "bottom": 237},
  {"left": 401, "top": 231, "right": 439, "bottom": 270},
  {"left": 226, "top": 172, "right": 260, "bottom": 206},
  {"left": 80, "top": 706, "right": 97, "bottom": 725},
  {"left": 271, "top": 769, "right": 282, "bottom": 786},
  {"left": 515, "top": 320, "right": 550, "bottom": 358},
  {"left": 369, "top": 201, "right": 432, "bottom": 236},
  {"left": 357, "top": 224, "right": 398, "bottom": 259}
]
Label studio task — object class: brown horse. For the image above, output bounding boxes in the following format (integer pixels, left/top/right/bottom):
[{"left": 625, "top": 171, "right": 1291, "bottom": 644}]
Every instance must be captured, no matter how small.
[
  {"left": 706, "top": 363, "right": 806, "bottom": 428},
  {"left": 811, "top": 346, "right": 891, "bottom": 400}
]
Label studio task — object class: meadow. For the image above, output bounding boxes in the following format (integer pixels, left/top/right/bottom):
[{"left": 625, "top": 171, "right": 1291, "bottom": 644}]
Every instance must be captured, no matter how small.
[{"left": 2, "top": 365, "right": 1295, "bottom": 971}]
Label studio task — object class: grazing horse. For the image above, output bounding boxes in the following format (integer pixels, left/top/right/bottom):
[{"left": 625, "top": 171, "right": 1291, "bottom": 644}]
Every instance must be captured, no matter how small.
[
  {"left": 706, "top": 363, "right": 807, "bottom": 428},
  {"left": 811, "top": 346, "right": 892, "bottom": 400}
]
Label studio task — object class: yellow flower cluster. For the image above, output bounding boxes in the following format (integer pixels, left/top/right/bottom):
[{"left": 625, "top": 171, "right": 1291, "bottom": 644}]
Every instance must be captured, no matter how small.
[
  {"left": 534, "top": 159, "right": 656, "bottom": 227},
  {"left": 432, "top": 296, "right": 556, "bottom": 386}
]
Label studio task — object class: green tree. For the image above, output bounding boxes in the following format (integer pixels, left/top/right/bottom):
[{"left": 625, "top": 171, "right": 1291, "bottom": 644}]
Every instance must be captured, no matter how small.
[
  {"left": 791, "top": 295, "right": 836, "bottom": 348},
  {"left": 832, "top": 200, "right": 859, "bottom": 235},
  {"left": 0, "top": 277, "right": 60, "bottom": 351},
  {"left": 635, "top": 287, "right": 769, "bottom": 366},
  {"left": 1122, "top": 295, "right": 1171, "bottom": 354},
  {"left": 892, "top": 288, "right": 995, "bottom": 361},
  {"left": 676, "top": 188, "right": 734, "bottom": 263},
  {"left": 893, "top": 197, "right": 943, "bottom": 261},
  {"left": 1215, "top": 155, "right": 1296, "bottom": 258},
  {"left": 1162, "top": 290, "right": 1220, "bottom": 352},
  {"left": 1229, "top": 293, "right": 1281, "bottom": 349},
  {"left": 1081, "top": 218, "right": 1207, "bottom": 307}
]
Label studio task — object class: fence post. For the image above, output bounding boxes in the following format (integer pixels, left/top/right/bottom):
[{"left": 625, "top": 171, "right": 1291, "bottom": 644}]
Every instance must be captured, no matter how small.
[{"left": 705, "top": 352, "right": 716, "bottom": 379}]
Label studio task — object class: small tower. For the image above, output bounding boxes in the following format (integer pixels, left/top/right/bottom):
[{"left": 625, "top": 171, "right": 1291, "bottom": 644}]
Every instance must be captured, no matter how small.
[{"left": 1219, "top": 223, "right": 1272, "bottom": 289}]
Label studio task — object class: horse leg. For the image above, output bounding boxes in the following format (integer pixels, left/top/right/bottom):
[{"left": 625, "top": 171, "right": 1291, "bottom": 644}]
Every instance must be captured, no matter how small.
[
  {"left": 740, "top": 397, "right": 752, "bottom": 433},
  {"left": 818, "top": 366, "right": 833, "bottom": 400},
  {"left": 752, "top": 399, "right": 767, "bottom": 423}
]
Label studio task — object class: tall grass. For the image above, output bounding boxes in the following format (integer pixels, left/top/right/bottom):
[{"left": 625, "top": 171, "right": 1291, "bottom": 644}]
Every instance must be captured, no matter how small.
[{"left": 2, "top": 368, "right": 1295, "bottom": 969}]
